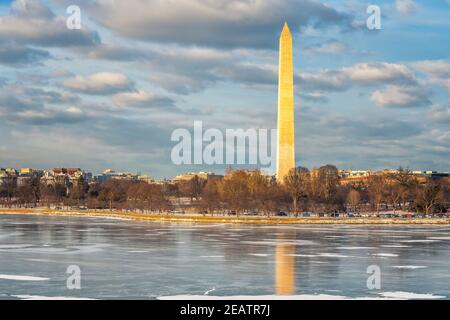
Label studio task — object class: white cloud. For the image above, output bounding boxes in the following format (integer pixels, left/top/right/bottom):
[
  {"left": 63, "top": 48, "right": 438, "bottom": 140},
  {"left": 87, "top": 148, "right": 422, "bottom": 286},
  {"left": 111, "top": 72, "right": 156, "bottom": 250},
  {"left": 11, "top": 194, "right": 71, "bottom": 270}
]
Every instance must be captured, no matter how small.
[
  {"left": 0, "top": 0, "right": 99, "bottom": 47},
  {"left": 63, "top": 72, "right": 134, "bottom": 95},
  {"left": 371, "top": 85, "right": 430, "bottom": 108},
  {"left": 299, "top": 62, "right": 417, "bottom": 92},
  {"left": 428, "top": 129, "right": 450, "bottom": 144},
  {"left": 305, "top": 40, "right": 349, "bottom": 54},
  {"left": 299, "top": 70, "right": 349, "bottom": 91},
  {"left": 343, "top": 62, "right": 415, "bottom": 84},
  {"left": 428, "top": 105, "right": 450, "bottom": 123},
  {"left": 112, "top": 90, "right": 175, "bottom": 109},
  {"left": 412, "top": 60, "right": 450, "bottom": 93},
  {"left": 413, "top": 60, "right": 450, "bottom": 78},
  {"left": 11, "top": 0, "right": 54, "bottom": 19},
  {"left": 396, "top": 0, "right": 417, "bottom": 15},
  {"left": 74, "top": 0, "right": 353, "bottom": 49},
  {"left": 15, "top": 107, "right": 86, "bottom": 125},
  {"left": 0, "top": 43, "right": 50, "bottom": 66}
]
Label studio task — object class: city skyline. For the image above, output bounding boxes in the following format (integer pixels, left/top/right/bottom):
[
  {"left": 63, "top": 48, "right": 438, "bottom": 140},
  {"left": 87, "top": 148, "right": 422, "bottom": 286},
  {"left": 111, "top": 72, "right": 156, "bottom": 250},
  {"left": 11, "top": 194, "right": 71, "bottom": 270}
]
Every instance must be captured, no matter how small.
[
  {"left": 0, "top": 0, "right": 449, "bottom": 179},
  {"left": 1, "top": 165, "right": 448, "bottom": 183}
]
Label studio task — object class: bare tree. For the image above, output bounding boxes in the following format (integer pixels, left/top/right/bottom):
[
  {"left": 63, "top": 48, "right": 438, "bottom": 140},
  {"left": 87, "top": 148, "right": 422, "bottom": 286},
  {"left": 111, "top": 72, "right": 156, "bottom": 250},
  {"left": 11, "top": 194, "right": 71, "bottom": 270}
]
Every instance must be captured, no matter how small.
[
  {"left": 0, "top": 176, "right": 17, "bottom": 207},
  {"left": 347, "top": 189, "right": 361, "bottom": 213},
  {"left": 178, "top": 175, "right": 206, "bottom": 202},
  {"left": 284, "top": 167, "right": 309, "bottom": 216},
  {"left": 219, "top": 170, "right": 251, "bottom": 216},
  {"left": 366, "top": 174, "right": 387, "bottom": 214},
  {"left": 200, "top": 180, "right": 221, "bottom": 214},
  {"left": 390, "top": 167, "right": 418, "bottom": 211},
  {"left": 415, "top": 180, "right": 443, "bottom": 215}
]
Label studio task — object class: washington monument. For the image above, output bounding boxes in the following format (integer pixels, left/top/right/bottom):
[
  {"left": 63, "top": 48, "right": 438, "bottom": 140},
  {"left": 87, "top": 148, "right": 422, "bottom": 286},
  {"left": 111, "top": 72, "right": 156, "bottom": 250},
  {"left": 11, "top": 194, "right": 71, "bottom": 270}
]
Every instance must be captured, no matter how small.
[{"left": 276, "top": 22, "right": 296, "bottom": 183}]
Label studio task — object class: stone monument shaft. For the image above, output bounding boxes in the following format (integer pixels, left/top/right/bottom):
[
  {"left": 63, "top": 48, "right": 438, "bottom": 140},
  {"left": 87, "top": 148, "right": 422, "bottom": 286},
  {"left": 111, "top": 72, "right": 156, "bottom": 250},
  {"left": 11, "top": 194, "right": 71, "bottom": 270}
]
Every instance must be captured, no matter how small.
[{"left": 276, "top": 22, "right": 296, "bottom": 182}]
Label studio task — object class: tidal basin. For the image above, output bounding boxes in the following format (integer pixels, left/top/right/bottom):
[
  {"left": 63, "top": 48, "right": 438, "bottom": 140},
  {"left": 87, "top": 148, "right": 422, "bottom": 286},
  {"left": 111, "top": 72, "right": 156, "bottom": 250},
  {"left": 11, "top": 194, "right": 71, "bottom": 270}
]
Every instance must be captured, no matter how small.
[{"left": 0, "top": 214, "right": 449, "bottom": 300}]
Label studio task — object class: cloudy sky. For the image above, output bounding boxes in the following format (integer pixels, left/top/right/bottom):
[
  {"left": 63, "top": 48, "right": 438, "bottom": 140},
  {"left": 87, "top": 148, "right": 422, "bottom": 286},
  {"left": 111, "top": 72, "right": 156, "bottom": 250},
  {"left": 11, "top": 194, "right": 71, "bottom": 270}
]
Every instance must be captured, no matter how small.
[{"left": 0, "top": 0, "right": 449, "bottom": 178}]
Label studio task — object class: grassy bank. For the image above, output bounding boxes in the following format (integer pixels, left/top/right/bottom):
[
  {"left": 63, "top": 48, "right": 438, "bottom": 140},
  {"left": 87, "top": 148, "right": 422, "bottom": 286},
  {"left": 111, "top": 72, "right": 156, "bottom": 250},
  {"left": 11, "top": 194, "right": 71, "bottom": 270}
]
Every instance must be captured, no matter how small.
[{"left": 1, "top": 208, "right": 450, "bottom": 225}]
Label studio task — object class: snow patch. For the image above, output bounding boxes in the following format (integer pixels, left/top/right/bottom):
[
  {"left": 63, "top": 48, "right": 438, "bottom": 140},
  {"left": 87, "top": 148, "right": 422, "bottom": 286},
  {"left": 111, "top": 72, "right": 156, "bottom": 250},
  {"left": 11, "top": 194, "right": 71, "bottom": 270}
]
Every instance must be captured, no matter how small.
[
  {"left": 428, "top": 236, "right": 450, "bottom": 240},
  {"left": 249, "top": 253, "right": 270, "bottom": 257},
  {"left": 318, "top": 253, "right": 351, "bottom": 258},
  {"left": 338, "top": 246, "right": 376, "bottom": 250},
  {"left": 372, "top": 253, "right": 399, "bottom": 257},
  {"left": 158, "top": 294, "right": 348, "bottom": 300},
  {"left": 287, "top": 254, "right": 317, "bottom": 258},
  {"left": 399, "top": 240, "right": 440, "bottom": 243},
  {"left": 378, "top": 292, "right": 445, "bottom": 300},
  {"left": 13, "top": 295, "right": 96, "bottom": 300},
  {"left": 392, "top": 266, "right": 428, "bottom": 270},
  {"left": 381, "top": 245, "right": 410, "bottom": 248},
  {"left": 0, "top": 274, "right": 49, "bottom": 281}
]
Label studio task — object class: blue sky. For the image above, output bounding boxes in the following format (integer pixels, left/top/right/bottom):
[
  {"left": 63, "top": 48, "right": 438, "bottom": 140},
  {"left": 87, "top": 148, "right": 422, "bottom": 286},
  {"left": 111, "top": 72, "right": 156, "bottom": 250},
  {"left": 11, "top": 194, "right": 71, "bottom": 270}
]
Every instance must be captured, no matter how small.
[{"left": 0, "top": 0, "right": 449, "bottom": 178}]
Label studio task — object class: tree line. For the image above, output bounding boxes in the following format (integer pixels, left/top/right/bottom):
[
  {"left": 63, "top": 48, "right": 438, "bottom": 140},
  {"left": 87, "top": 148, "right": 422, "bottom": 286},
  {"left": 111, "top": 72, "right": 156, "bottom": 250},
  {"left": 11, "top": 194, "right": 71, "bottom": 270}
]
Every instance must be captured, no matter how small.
[{"left": 0, "top": 166, "right": 448, "bottom": 215}]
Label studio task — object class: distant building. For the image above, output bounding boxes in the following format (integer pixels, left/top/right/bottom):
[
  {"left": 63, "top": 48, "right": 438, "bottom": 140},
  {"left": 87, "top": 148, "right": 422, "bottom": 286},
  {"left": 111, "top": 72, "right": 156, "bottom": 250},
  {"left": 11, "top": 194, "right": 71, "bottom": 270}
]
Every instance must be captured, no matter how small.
[
  {"left": 138, "top": 175, "right": 153, "bottom": 184},
  {"left": 412, "top": 171, "right": 449, "bottom": 179},
  {"left": 172, "top": 172, "right": 223, "bottom": 183},
  {"left": 152, "top": 179, "right": 173, "bottom": 185},
  {"left": 20, "top": 168, "right": 33, "bottom": 175},
  {"left": 95, "top": 169, "right": 139, "bottom": 183},
  {"left": 339, "top": 169, "right": 449, "bottom": 185},
  {"left": 4, "top": 168, "right": 18, "bottom": 175},
  {"left": 339, "top": 170, "right": 372, "bottom": 184},
  {"left": 0, "top": 168, "right": 18, "bottom": 187},
  {"left": 41, "top": 168, "right": 91, "bottom": 187},
  {"left": 17, "top": 168, "right": 42, "bottom": 186},
  {"left": 339, "top": 170, "right": 371, "bottom": 179}
]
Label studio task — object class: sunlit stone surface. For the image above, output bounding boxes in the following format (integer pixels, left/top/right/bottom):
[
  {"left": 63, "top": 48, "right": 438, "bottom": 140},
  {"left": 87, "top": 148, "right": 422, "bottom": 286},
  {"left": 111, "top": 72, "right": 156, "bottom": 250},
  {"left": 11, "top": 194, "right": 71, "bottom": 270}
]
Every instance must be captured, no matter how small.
[{"left": 277, "top": 22, "right": 296, "bottom": 183}]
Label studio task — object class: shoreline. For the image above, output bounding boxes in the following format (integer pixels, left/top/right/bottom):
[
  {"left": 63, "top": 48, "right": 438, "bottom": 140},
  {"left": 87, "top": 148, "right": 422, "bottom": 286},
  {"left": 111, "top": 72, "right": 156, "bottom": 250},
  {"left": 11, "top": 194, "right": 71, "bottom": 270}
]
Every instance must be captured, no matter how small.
[{"left": 1, "top": 209, "right": 450, "bottom": 225}]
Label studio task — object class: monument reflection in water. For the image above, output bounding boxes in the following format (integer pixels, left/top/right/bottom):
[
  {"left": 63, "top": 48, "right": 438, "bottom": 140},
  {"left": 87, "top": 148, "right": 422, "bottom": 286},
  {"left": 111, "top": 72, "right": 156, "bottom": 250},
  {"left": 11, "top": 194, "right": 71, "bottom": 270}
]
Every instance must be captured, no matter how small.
[{"left": 275, "top": 238, "right": 296, "bottom": 295}]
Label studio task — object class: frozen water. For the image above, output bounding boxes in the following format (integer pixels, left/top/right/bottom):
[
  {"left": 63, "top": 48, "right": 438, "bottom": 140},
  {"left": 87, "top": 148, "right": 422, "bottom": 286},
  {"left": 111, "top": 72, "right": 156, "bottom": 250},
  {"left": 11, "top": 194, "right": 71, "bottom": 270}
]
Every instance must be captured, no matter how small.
[{"left": 1, "top": 214, "right": 450, "bottom": 300}]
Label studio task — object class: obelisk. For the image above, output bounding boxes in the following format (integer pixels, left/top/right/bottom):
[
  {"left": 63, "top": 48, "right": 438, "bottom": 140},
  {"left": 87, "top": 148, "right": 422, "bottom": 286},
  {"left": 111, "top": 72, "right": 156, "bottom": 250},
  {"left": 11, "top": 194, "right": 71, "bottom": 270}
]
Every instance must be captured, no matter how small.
[{"left": 276, "top": 22, "right": 295, "bottom": 183}]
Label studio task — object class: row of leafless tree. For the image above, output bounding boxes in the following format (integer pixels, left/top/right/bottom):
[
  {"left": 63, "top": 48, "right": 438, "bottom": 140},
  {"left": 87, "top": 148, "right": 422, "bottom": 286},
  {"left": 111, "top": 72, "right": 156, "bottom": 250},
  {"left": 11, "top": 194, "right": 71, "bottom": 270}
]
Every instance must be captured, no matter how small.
[
  {"left": 0, "top": 166, "right": 448, "bottom": 215},
  {"left": 343, "top": 168, "right": 449, "bottom": 215}
]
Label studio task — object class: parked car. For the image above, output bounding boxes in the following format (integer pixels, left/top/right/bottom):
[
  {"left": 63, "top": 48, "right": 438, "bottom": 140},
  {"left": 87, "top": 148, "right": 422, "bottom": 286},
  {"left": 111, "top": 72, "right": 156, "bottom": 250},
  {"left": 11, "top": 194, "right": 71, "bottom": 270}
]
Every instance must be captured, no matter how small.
[
  {"left": 330, "top": 213, "right": 339, "bottom": 217},
  {"left": 302, "top": 213, "right": 311, "bottom": 217},
  {"left": 276, "top": 211, "right": 288, "bottom": 217}
]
